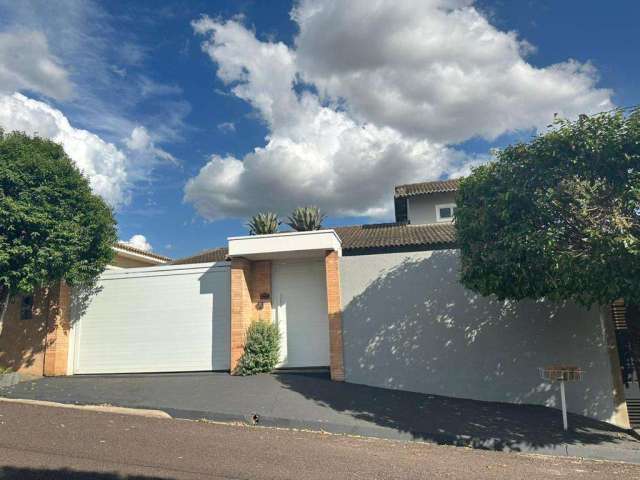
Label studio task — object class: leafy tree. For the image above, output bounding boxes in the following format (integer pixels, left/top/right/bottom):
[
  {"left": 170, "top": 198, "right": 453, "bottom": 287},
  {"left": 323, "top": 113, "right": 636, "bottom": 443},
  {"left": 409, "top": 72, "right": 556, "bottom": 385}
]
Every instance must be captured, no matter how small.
[
  {"left": 234, "top": 320, "right": 281, "bottom": 375},
  {"left": 247, "top": 212, "right": 280, "bottom": 235},
  {"left": 287, "top": 206, "right": 326, "bottom": 231},
  {"left": 0, "top": 131, "right": 117, "bottom": 332},
  {"left": 456, "top": 108, "right": 640, "bottom": 384}
]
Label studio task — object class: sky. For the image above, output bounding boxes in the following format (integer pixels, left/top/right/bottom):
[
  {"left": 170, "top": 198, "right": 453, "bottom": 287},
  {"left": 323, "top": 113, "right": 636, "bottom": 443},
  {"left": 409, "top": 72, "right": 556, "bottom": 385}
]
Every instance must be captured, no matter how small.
[{"left": 0, "top": 0, "right": 638, "bottom": 259}]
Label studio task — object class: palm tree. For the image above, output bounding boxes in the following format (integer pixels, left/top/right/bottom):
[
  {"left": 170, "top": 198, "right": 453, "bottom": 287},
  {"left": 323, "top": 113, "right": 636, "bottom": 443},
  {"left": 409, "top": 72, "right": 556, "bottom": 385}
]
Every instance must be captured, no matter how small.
[
  {"left": 287, "top": 206, "right": 326, "bottom": 231},
  {"left": 247, "top": 212, "right": 280, "bottom": 235}
]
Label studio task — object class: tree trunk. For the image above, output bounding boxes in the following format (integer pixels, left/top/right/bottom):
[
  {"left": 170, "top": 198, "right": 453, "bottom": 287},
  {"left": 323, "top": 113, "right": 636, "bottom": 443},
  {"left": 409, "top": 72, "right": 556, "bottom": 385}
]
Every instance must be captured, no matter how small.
[
  {"left": 0, "top": 285, "right": 10, "bottom": 337},
  {"left": 624, "top": 301, "right": 640, "bottom": 388}
]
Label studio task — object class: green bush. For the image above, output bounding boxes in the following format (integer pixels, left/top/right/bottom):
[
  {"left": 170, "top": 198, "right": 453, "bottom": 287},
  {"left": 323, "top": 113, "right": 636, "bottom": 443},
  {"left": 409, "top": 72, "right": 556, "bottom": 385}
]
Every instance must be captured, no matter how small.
[{"left": 234, "top": 320, "right": 281, "bottom": 375}]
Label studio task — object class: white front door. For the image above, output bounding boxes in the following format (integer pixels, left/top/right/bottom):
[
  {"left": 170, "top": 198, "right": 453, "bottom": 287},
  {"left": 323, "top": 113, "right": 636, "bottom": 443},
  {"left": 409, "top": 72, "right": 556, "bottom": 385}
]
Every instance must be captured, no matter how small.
[{"left": 271, "top": 260, "right": 330, "bottom": 368}]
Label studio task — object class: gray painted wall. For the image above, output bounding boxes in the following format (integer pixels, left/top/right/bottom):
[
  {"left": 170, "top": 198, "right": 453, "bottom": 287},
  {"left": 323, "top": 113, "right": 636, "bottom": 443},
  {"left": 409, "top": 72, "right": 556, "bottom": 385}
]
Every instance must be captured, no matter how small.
[
  {"left": 340, "top": 249, "right": 617, "bottom": 423},
  {"left": 407, "top": 191, "right": 456, "bottom": 224}
]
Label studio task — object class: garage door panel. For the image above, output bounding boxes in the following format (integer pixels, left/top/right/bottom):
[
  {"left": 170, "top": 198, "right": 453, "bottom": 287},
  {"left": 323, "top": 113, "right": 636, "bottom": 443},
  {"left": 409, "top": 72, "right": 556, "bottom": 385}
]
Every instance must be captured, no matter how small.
[{"left": 73, "top": 263, "right": 230, "bottom": 374}]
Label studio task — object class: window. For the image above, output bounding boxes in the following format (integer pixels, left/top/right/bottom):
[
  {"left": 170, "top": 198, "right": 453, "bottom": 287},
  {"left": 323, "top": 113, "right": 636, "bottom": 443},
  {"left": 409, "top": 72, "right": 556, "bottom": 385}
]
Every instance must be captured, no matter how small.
[
  {"left": 436, "top": 203, "right": 456, "bottom": 222},
  {"left": 20, "top": 296, "right": 33, "bottom": 320}
]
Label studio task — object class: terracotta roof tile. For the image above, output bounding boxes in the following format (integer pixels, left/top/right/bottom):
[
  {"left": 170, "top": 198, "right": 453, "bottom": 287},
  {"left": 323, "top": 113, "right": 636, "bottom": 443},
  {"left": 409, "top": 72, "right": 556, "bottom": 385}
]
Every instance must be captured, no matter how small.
[
  {"left": 170, "top": 223, "right": 456, "bottom": 265},
  {"left": 170, "top": 247, "right": 229, "bottom": 265},
  {"left": 394, "top": 178, "right": 461, "bottom": 198},
  {"left": 334, "top": 222, "right": 456, "bottom": 251},
  {"left": 114, "top": 242, "right": 172, "bottom": 262}
]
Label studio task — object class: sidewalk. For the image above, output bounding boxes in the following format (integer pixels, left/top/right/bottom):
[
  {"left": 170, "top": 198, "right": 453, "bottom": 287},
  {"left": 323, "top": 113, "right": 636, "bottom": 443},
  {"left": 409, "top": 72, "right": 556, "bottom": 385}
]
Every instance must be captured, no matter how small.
[{"left": 2, "top": 371, "right": 638, "bottom": 463}]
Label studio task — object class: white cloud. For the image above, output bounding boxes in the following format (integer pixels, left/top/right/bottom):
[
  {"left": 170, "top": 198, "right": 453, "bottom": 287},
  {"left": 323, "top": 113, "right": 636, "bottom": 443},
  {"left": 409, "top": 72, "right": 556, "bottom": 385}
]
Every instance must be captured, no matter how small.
[
  {"left": 0, "top": 93, "right": 129, "bottom": 206},
  {"left": 125, "top": 126, "right": 178, "bottom": 166},
  {"left": 0, "top": 94, "right": 177, "bottom": 208},
  {"left": 122, "top": 234, "right": 152, "bottom": 252},
  {"left": 217, "top": 121, "right": 236, "bottom": 133},
  {"left": 292, "top": 0, "right": 613, "bottom": 143},
  {"left": 186, "top": 3, "right": 613, "bottom": 221},
  {"left": 139, "top": 76, "right": 183, "bottom": 98},
  {"left": 0, "top": 30, "right": 73, "bottom": 100}
]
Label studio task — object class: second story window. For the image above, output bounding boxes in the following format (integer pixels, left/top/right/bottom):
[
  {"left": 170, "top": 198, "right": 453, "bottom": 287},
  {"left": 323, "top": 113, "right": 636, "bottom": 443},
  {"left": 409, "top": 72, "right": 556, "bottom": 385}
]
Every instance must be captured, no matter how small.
[
  {"left": 436, "top": 204, "right": 456, "bottom": 222},
  {"left": 20, "top": 295, "right": 33, "bottom": 320}
]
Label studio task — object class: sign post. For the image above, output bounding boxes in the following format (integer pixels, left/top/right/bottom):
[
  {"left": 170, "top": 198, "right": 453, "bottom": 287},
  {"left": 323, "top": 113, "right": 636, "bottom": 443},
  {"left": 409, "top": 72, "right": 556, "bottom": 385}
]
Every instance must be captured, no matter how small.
[{"left": 539, "top": 365, "right": 584, "bottom": 431}]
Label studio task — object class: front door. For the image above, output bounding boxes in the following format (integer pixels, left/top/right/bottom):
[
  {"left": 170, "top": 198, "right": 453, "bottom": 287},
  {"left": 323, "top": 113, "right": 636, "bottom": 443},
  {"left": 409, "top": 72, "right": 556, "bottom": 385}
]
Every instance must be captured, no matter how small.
[{"left": 271, "top": 259, "right": 330, "bottom": 368}]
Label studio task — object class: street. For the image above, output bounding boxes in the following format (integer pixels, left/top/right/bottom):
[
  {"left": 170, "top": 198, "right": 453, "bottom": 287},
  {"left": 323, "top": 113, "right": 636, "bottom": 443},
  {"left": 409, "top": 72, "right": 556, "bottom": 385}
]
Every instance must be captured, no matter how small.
[{"left": 0, "top": 401, "right": 638, "bottom": 479}]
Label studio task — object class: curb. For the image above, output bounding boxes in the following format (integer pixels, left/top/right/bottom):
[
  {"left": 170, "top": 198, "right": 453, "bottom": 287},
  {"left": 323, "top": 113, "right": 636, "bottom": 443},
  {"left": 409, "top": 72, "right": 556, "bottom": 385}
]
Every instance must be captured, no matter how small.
[{"left": 0, "top": 397, "right": 172, "bottom": 419}]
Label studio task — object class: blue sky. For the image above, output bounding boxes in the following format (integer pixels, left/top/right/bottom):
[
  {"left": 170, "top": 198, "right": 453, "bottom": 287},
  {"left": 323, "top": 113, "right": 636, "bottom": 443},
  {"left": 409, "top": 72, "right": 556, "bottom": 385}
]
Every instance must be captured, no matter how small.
[{"left": 0, "top": 0, "right": 638, "bottom": 259}]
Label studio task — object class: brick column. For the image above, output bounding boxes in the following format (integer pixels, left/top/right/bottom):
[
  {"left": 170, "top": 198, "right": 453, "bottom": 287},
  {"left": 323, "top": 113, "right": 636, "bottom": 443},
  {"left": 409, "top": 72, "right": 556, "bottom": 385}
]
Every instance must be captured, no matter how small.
[
  {"left": 325, "top": 250, "right": 345, "bottom": 381},
  {"left": 230, "top": 258, "right": 252, "bottom": 373},
  {"left": 250, "top": 261, "right": 272, "bottom": 323},
  {"left": 43, "top": 281, "right": 71, "bottom": 376}
]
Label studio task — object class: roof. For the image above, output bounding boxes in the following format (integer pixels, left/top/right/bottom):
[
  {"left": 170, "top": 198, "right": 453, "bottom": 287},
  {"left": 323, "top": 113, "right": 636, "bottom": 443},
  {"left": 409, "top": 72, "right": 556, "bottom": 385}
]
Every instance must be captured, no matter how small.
[
  {"left": 170, "top": 247, "right": 229, "bottom": 265},
  {"left": 114, "top": 242, "right": 172, "bottom": 262},
  {"left": 334, "top": 223, "right": 456, "bottom": 251},
  {"left": 394, "top": 178, "right": 461, "bottom": 198},
  {"left": 170, "top": 223, "right": 456, "bottom": 264}
]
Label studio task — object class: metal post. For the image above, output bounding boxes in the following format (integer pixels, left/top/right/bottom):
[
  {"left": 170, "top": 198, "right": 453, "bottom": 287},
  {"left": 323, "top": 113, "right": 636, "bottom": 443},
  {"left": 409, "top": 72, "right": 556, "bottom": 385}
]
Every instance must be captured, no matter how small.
[{"left": 560, "top": 380, "right": 568, "bottom": 431}]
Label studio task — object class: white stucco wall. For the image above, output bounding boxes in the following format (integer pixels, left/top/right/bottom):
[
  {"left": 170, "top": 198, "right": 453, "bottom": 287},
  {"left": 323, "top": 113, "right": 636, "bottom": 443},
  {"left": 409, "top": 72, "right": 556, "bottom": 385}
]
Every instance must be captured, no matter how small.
[
  {"left": 340, "top": 249, "right": 618, "bottom": 423},
  {"left": 407, "top": 191, "right": 456, "bottom": 224}
]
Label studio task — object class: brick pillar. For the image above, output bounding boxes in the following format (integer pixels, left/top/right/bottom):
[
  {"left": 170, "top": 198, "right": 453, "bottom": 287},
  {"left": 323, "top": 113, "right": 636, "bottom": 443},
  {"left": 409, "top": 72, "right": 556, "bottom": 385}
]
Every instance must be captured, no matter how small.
[
  {"left": 250, "top": 261, "right": 272, "bottom": 322},
  {"left": 43, "top": 281, "right": 71, "bottom": 376},
  {"left": 230, "top": 258, "right": 274, "bottom": 373},
  {"left": 230, "top": 258, "right": 252, "bottom": 372},
  {"left": 325, "top": 250, "right": 345, "bottom": 381}
]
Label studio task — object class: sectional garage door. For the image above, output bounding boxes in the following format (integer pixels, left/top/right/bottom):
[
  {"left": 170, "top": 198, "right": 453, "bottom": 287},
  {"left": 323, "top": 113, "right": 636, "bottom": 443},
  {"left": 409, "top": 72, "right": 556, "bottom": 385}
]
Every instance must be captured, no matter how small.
[{"left": 71, "top": 262, "right": 230, "bottom": 374}]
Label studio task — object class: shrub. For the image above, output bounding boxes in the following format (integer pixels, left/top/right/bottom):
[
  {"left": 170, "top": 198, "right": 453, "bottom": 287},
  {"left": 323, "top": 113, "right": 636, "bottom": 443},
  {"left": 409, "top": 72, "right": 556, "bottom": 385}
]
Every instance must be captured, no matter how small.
[
  {"left": 247, "top": 212, "right": 281, "bottom": 235},
  {"left": 287, "top": 206, "right": 326, "bottom": 231},
  {"left": 234, "top": 320, "right": 281, "bottom": 375}
]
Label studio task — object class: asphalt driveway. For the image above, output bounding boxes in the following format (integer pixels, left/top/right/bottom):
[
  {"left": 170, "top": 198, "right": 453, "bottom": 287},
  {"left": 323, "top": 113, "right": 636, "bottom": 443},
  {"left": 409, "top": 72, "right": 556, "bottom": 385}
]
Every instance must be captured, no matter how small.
[{"left": 1, "top": 371, "right": 638, "bottom": 463}]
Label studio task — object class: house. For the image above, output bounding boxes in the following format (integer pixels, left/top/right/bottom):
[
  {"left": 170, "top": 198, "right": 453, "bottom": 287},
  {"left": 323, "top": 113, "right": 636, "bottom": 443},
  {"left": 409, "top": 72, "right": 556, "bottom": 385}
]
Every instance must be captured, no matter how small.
[{"left": 0, "top": 179, "right": 635, "bottom": 429}]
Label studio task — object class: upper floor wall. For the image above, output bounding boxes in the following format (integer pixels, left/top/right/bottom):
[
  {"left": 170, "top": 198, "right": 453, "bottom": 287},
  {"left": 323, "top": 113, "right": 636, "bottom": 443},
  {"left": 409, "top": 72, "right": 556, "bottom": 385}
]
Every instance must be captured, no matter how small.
[
  {"left": 394, "top": 178, "right": 460, "bottom": 225},
  {"left": 406, "top": 191, "right": 457, "bottom": 225}
]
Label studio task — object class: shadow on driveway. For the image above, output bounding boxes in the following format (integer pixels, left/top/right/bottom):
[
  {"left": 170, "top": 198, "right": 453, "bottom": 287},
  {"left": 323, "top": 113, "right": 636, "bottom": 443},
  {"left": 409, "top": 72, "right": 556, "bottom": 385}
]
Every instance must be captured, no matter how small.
[{"left": 1, "top": 371, "right": 637, "bottom": 461}]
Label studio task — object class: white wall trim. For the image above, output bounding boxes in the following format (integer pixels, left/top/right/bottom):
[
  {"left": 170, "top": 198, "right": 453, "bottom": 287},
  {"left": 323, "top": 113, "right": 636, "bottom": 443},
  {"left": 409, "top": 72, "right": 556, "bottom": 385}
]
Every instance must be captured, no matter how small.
[{"left": 435, "top": 203, "right": 456, "bottom": 222}]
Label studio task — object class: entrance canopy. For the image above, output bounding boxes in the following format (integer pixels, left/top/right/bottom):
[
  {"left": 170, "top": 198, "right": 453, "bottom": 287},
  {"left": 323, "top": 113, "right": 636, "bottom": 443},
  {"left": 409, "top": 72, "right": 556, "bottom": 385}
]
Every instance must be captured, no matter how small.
[{"left": 228, "top": 230, "right": 342, "bottom": 260}]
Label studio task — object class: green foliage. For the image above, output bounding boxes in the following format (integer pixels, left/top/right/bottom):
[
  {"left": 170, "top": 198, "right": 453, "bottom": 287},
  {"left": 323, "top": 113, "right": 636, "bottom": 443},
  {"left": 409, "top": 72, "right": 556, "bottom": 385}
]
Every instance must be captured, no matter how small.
[
  {"left": 247, "top": 212, "right": 280, "bottom": 235},
  {"left": 0, "top": 130, "right": 117, "bottom": 297},
  {"left": 234, "top": 320, "right": 281, "bottom": 376},
  {"left": 287, "top": 206, "right": 326, "bottom": 231},
  {"left": 456, "top": 107, "right": 640, "bottom": 306},
  {"left": 0, "top": 366, "right": 12, "bottom": 374}
]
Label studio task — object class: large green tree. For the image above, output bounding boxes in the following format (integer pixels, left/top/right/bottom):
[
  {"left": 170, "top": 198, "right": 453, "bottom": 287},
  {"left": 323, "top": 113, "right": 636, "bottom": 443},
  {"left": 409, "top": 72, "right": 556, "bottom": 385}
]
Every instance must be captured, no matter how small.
[
  {"left": 0, "top": 130, "right": 117, "bottom": 331},
  {"left": 456, "top": 107, "right": 640, "bottom": 382}
]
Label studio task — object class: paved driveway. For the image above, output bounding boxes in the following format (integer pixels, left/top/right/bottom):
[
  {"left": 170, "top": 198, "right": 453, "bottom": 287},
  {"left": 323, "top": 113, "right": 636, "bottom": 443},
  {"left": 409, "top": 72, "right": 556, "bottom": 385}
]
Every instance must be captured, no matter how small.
[{"left": 1, "top": 371, "right": 638, "bottom": 463}]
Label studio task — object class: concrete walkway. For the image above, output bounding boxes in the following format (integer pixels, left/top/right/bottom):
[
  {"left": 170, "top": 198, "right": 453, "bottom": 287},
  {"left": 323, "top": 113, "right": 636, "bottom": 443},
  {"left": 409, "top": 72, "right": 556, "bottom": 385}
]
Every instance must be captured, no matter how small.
[{"left": 2, "top": 372, "right": 638, "bottom": 463}]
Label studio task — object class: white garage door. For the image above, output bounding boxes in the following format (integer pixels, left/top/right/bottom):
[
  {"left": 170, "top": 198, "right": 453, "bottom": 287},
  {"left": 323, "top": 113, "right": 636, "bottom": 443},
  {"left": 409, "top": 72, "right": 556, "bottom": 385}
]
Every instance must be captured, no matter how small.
[
  {"left": 71, "top": 262, "right": 230, "bottom": 374},
  {"left": 271, "top": 259, "right": 330, "bottom": 368}
]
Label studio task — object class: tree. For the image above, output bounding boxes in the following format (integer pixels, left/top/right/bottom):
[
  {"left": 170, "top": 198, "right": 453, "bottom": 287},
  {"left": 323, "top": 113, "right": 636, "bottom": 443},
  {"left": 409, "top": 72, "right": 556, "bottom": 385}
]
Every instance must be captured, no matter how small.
[
  {"left": 287, "top": 206, "right": 326, "bottom": 231},
  {"left": 0, "top": 131, "right": 117, "bottom": 333},
  {"left": 456, "top": 107, "right": 640, "bottom": 384},
  {"left": 247, "top": 212, "right": 280, "bottom": 235}
]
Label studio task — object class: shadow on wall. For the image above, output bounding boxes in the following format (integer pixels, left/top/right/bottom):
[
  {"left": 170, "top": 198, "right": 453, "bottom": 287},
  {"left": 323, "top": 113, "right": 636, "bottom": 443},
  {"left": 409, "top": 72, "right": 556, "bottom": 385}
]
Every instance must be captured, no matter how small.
[
  {"left": 0, "top": 283, "right": 101, "bottom": 375},
  {"left": 339, "top": 250, "right": 617, "bottom": 422}
]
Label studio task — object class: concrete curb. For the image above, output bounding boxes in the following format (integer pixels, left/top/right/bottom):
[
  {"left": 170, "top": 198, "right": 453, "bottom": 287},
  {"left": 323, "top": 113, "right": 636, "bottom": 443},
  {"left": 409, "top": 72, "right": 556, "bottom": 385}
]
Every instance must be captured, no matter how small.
[{"left": 0, "top": 397, "right": 172, "bottom": 419}]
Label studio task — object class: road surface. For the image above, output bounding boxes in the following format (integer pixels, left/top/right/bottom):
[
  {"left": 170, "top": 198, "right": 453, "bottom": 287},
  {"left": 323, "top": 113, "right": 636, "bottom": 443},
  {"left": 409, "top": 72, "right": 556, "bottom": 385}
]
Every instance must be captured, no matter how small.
[{"left": 0, "top": 401, "right": 637, "bottom": 479}]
